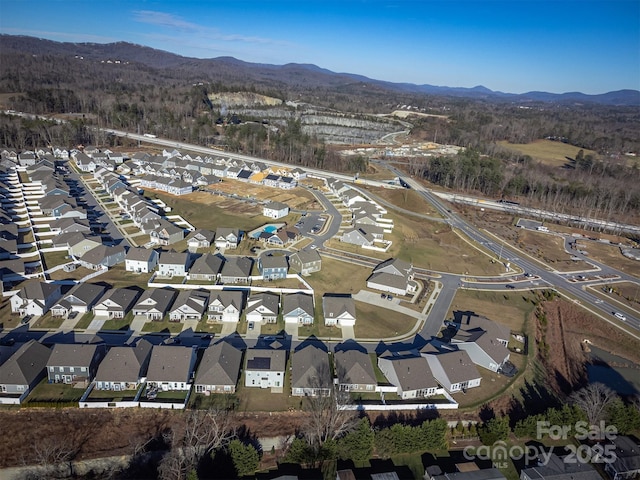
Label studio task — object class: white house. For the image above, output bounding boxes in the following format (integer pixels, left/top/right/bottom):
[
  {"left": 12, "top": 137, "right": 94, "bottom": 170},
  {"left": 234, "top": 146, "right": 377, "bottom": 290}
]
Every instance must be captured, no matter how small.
[
  {"left": 322, "top": 295, "right": 356, "bottom": 327},
  {"left": 263, "top": 201, "right": 289, "bottom": 219},
  {"left": 125, "top": 247, "right": 158, "bottom": 274},
  {"left": 244, "top": 349, "right": 286, "bottom": 389}
]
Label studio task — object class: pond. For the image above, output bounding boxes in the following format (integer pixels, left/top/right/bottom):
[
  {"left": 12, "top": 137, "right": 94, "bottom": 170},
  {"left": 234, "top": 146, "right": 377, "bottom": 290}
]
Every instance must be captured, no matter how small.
[{"left": 587, "top": 346, "right": 640, "bottom": 396}]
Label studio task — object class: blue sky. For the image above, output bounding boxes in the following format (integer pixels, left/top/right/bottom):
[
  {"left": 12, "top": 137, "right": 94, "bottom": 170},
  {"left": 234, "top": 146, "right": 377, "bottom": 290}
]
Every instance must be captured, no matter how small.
[{"left": 1, "top": 0, "right": 639, "bottom": 94}]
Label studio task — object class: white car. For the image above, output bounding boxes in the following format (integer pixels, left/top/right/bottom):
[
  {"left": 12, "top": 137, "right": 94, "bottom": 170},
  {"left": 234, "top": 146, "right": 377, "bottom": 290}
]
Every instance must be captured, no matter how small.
[{"left": 614, "top": 312, "right": 627, "bottom": 321}]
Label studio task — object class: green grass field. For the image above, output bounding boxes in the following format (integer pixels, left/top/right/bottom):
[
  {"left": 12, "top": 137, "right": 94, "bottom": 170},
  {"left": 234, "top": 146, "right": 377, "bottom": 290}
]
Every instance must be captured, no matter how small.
[{"left": 497, "top": 139, "right": 597, "bottom": 167}]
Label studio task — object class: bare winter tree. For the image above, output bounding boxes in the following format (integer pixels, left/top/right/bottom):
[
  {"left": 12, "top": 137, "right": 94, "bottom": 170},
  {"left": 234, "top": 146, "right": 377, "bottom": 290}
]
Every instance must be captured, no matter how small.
[
  {"left": 570, "top": 382, "right": 617, "bottom": 425},
  {"left": 158, "top": 407, "right": 236, "bottom": 480}
]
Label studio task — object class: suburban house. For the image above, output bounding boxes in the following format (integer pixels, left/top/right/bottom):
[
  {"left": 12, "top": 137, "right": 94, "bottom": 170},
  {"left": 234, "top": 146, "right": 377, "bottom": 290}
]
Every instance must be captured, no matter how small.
[
  {"left": 215, "top": 228, "right": 240, "bottom": 249},
  {"left": 188, "top": 253, "right": 223, "bottom": 282},
  {"left": 367, "top": 258, "right": 416, "bottom": 296},
  {"left": 55, "top": 232, "right": 102, "bottom": 258},
  {"left": 291, "top": 344, "right": 332, "bottom": 397},
  {"left": 194, "top": 341, "right": 243, "bottom": 394},
  {"left": 246, "top": 292, "right": 280, "bottom": 324},
  {"left": 186, "top": 229, "right": 215, "bottom": 250},
  {"left": 132, "top": 288, "right": 178, "bottom": 321},
  {"left": 77, "top": 245, "right": 126, "bottom": 270},
  {"left": 0, "top": 340, "right": 51, "bottom": 401},
  {"left": 521, "top": 452, "right": 602, "bottom": 480},
  {"left": 244, "top": 348, "right": 287, "bottom": 389},
  {"left": 282, "top": 292, "right": 315, "bottom": 325},
  {"left": 125, "top": 247, "right": 158, "bottom": 273},
  {"left": 322, "top": 295, "right": 357, "bottom": 327},
  {"left": 50, "top": 283, "right": 106, "bottom": 318},
  {"left": 92, "top": 288, "right": 140, "bottom": 319},
  {"left": 377, "top": 353, "right": 439, "bottom": 399},
  {"left": 46, "top": 343, "right": 107, "bottom": 385},
  {"left": 10, "top": 280, "right": 62, "bottom": 317},
  {"left": 169, "top": 289, "right": 209, "bottom": 322},
  {"left": 219, "top": 256, "right": 253, "bottom": 284},
  {"left": 149, "top": 219, "right": 184, "bottom": 246},
  {"left": 448, "top": 315, "right": 511, "bottom": 372},
  {"left": 207, "top": 290, "right": 245, "bottom": 323},
  {"left": 145, "top": 345, "right": 197, "bottom": 392},
  {"left": 341, "top": 228, "right": 374, "bottom": 247},
  {"left": 433, "top": 468, "right": 507, "bottom": 480},
  {"left": 93, "top": 340, "right": 153, "bottom": 391},
  {"left": 157, "top": 251, "right": 190, "bottom": 277},
  {"left": 258, "top": 254, "right": 289, "bottom": 280},
  {"left": 334, "top": 349, "right": 377, "bottom": 393},
  {"left": 50, "top": 217, "right": 91, "bottom": 235},
  {"left": 604, "top": 436, "right": 640, "bottom": 480},
  {"left": 424, "top": 350, "right": 482, "bottom": 393},
  {"left": 289, "top": 250, "right": 322, "bottom": 275},
  {"left": 262, "top": 201, "right": 289, "bottom": 219}
]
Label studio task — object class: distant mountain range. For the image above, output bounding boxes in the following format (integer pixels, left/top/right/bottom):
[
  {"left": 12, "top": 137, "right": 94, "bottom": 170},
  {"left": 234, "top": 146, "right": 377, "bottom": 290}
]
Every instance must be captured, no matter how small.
[{"left": 1, "top": 34, "right": 639, "bottom": 106}]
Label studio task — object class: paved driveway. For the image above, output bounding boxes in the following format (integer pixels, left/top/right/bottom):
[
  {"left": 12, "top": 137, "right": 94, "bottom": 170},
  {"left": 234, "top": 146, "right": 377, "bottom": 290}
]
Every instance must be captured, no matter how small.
[
  {"left": 341, "top": 325, "right": 355, "bottom": 340},
  {"left": 284, "top": 322, "right": 299, "bottom": 341}
]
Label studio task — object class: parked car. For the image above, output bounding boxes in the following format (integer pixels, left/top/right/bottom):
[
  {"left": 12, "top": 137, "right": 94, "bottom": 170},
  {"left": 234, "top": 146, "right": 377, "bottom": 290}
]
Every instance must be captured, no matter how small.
[{"left": 21, "top": 315, "right": 33, "bottom": 324}]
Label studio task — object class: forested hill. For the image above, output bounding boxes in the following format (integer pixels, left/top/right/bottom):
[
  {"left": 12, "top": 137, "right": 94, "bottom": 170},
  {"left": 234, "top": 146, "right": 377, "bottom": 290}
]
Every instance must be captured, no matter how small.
[{"left": 1, "top": 35, "right": 638, "bottom": 107}]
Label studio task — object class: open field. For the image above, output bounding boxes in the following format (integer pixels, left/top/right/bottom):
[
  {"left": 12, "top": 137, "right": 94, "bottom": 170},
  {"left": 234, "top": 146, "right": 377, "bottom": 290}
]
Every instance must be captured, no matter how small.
[
  {"left": 354, "top": 301, "right": 416, "bottom": 339},
  {"left": 587, "top": 281, "right": 640, "bottom": 316},
  {"left": 446, "top": 289, "right": 537, "bottom": 331},
  {"left": 86, "top": 264, "right": 152, "bottom": 289},
  {"left": 305, "top": 256, "right": 370, "bottom": 297},
  {"left": 497, "top": 139, "right": 598, "bottom": 168},
  {"left": 360, "top": 184, "right": 440, "bottom": 216},
  {"left": 211, "top": 180, "right": 321, "bottom": 211},
  {"left": 578, "top": 241, "right": 640, "bottom": 277},
  {"left": 512, "top": 229, "right": 592, "bottom": 272}
]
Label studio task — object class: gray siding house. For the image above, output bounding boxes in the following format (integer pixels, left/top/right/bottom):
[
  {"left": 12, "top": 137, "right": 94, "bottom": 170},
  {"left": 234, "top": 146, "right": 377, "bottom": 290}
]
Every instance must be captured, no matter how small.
[
  {"left": 194, "top": 342, "right": 243, "bottom": 394},
  {"left": 47, "top": 343, "right": 107, "bottom": 385},
  {"left": 0, "top": 341, "right": 51, "bottom": 401}
]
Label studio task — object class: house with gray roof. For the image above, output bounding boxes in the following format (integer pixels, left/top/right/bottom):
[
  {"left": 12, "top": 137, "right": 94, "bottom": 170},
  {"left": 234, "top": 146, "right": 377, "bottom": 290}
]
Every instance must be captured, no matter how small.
[
  {"left": 424, "top": 350, "right": 482, "bottom": 393},
  {"left": 291, "top": 344, "right": 332, "bottom": 397},
  {"left": 244, "top": 348, "right": 286, "bottom": 390},
  {"left": 132, "top": 288, "right": 177, "bottom": 321},
  {"left": 47, "top": 343, "right": 107, "bottom": 385},
  {"left": 169, "top": 289, "right": 209, "bottom": 321},
  {"left": 94, "top": 340, "right": 153, "bottom": 391},
  {"left": 282, "top": 292, "right": 314, "bottom": 325},
  {"left": 93, "top": 288, "right": 140, "bottom": 319},
  {"left": 258, "top": 254, "right": 289, "bottom": 280},
  {"left": 149, "top": 219, "right": 184, "bottom": 246},
  {"left": 263, "top": 201, "right": 289, "bottom": 219},
  {"left": 50, "top": 283, "right": 106, "bottom": 318},
  {"left": 246, "top": 292, "right": 280, "bottom": 324},
  {"left": 367, "top": 258, "right": 416, "bottom": 296},
  {"left": 189, "top": 253, "right": 223, "bottom": 282},
  {"left": 341, "top": 227, "right": 374, "bottom": 247},
  {"left": 377, "top": 353, "right": 439, "bottom": 399},
  {"left": 219, "top": 256, "right": 253, "bottom": 284},
  {"left": 54, "top": 232, "right": 102, "bottom": 258},
  {"left": 145, "top": 345, "right": 197, "bottom": 392},
  {"left": 449, "top": 315, "right": 510, "bottom": 372},
  {"left": 157, "top": 251, "right": 190, "bottom": 277},
  {"left": 521, "top": 452, "right": 602, "bottom": 480},
  {"left": 10, "top": 280, "right": 62, "bottom": 317},
  {"left": 604, "top": 436, "right": 640, "bottom": 480},
  {"left": 125, "top": 247, "right": 158, "bottom": 273},
  {"left": 207, "top": 290, "right": 244, "bottom": 323},
  {"left": 0, "top": 340, "right": 51, "bottom": 402},
  {"left": 50, "top": 217, "right": 91, "bottom": 235},
  {"left": 289, "top": 249, "right": 321, "bottom": 275},
  {"left": 334, "top": 349, "right": 377, "bottom": 393},
  {"left": 194, "top": 342, "right": 243, "bottom": 394},
  {"left": 215, "top": 228, "right": 240, "bottom": 249},
  {"left": 187, "top": 229, "right": 216, "bottom": 250},
  {"left": 322, "top": 295, "right": 356, "bottom": 327},
  {"left": 77, "top": 244, "right": 126, "bottom": 270},
  {"left": 432, "top": 468, "right": 507, "bottom": 480}
]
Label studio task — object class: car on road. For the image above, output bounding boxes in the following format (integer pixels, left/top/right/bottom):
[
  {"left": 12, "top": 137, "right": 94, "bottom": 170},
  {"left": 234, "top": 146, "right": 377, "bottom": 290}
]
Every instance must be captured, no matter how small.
[
  {"left": 505, "top": 284, "right": 516, "bottom": 289},
  {"left": 614, "top": 312, "right": 627, "bottom": 321},
  {"left": 310, "top": 244, "right": 318, "bottom": 250},
  {"left": 21, "top": 315, "right": 33, "bottom": 324}
]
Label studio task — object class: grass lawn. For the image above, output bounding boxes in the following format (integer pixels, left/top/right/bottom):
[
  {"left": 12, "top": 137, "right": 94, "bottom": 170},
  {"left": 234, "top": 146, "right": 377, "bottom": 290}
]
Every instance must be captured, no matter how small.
[
  {"left": 47, "top": 265, "right": 93, "bottom": 282},
  {"left": 40, "top": 251, "right": 71, "bottom": 270},
  {"left": 305, "top": 257, "right": 371, "bottom": 297},
  {"left": 580, "top": 242, "right": 640, "bottom": 277},
  {"left": 32, "top": 312, "right": 65, "bottom": 330},
  {"left": 88, "top": 388, "right": 139, "bottom": 401},
  {"left": 195, "top": 320, "right": 224, "bottom": 334},
  {"left": 27, "top": 378, "right": 86, "bottom": 402},
  {"left": 260, "top": 319, "right": 286, "bottom": 335},
  {"left": 370, "top": 353, "right": 391, "bottom": 384},
  {"left": 360, "top": 185, "right": 441, "bottom": 216},
  {"left": 251, "top": 277, "right": 308, "bottom": 289},
  {"left": 141, "top": 319, "right": 184, "bottom": 334},
  {"left": 87, "top": 264, "right": 152, "bottom": 288},
  {"left": 497, "top": 139, "right": 598, "bottom": 168},
  {"left": 354, "top": 301, "right": 416, "bottom": 339},
  {"left": 102, "top": 312, "right": 134, "bottom": 331},
  {"left": 446, "top": 289, "right": 536, "bottom": 331},
  {"left": 511, "top": 229, "right": 591, "bottom": 272},
  {"left": 234, "top": 368, "right": 300, "bottom": 412},
  {"left": 73, "top": 312, "right": 95, "bottom": 330},
  {"left": 586, "top": 282, "right": 640, "bottom": 317}
]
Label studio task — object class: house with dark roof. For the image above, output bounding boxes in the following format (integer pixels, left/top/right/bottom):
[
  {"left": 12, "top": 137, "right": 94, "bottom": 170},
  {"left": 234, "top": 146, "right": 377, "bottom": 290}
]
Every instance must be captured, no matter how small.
[
  {"left": 157, "top": 251, "right": 190, "bottom": 277},
  {"left": 521, "top": 452, "right": 602, "bottom": 480},
  {"left": 246, "top": 292, "right": 280, "bottom": 324},
  {"left": 125, "top": 247, "right": 158, "bottom": 273},
  {"left": 377, "top": 353, "right": 439, "bottom": 399},
  {"left": 169, "top": 290, "right": 209, "bottom": 321},
  {"left": 322, "top": 295, "right": 356, "bottom": 327},
  {"left": 289, "top": 250, "right": 321, "bottom": 275},
  {"left": 244, "top": 348, "right": 286, "bottom": 390},
  {"left": 149, "top": 219, "right": 184, "bottom": 246},
  {"left": 291, "top": 344, "right": 332, "bottom": 397},
  {"left": 282, "top": 292, "right": 314, "bottom": 325},
  {"left": 50, "top": 283, "right": 106, "bottom": 318},
  {"left": 145, "top": 345, "right": 197, "bottom": 392},
  {"left": 194, "top": 342, "right": 243, "bottom": 394},
  {"left": 94, "top": 340, "right": 153, "bottom": 391},
  {"left": 77, "top": 244, "right": 126, "bottom": 270},
  {"left": 424, "top": 350, "right": 482, "bottom": 393},
  {"left": 47, "top": 343, "right": 107, "bottom": 385},
  {"left": 215, "top": 228, "right": 240, "bottom": 249},
  {"left": 258, "top": 254, "right": 289, "bottom": 280},
  {"left": 604, "top": 436, "right": 640, "bottom": 480},
  {"left": 132, "top": 288, "right": 177, "bottom": 321},
  {"left": 432, "top": 468, "right": 507, "bottom": 480},
  {"left": 219, "top": 256, "right": 253, "bottom": 284},
  {"left": 189, "top": 253, "right": 223, "bottom": 282},
  {"left": 187, "top": 229, "right": 216, "bottom": 250},
  {"left": 449, "top": 315, "right": 511, "bottom": 372},
  {"left": 10, "top": 280, "right": 62, "bottom": 317},
  {"left": 93, "top": 288, "right": 140, "bottom": 319},
  {"left": 334, "top": 349, "right": 377, "bottom": 393},
  {"left": 341, "top": 227, "right": 375, "bottom": 247},
  {"left": 263, "top": 201, "right": 289, "bottom": 219},
  {"left": 207, "top": 290, "right": 244, "bottom": 324},
  {"left": 366, "top": 258, "right": 416, "bottom": 296},
  {"left": 0, "top": 340, "right": 51, "bottom": 402}
]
